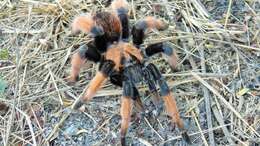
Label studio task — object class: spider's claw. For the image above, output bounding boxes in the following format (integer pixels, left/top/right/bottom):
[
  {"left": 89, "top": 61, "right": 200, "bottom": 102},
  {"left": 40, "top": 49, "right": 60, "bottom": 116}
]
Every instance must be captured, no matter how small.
[
  {"left": 65, "top": 75, "right": 79, "bottom": 85},
  {"left": 121, "top": 136, "right": 126, "bottom": 146}
]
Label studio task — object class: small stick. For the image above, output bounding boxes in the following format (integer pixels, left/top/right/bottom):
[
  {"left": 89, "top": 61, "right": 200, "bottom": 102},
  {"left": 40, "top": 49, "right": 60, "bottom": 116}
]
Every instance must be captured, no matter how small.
[
  {"left": 45, "top": 111, "right": 71, "bottom": 142},
  {"left": 212, "top": 104, "right": 234, "bottom": 144},
  {"left": 94, "top": 114, "right": 115, "bottom": 133},
  {"left": 21, "top": 0, "right": 57, "bottom": 7},
  {"left": 15, "top": 107, "right": 37, "bottom": 146},
  {"left": 185, "top": 97, "right": 204, "bottom": 115},
  {"left": 138, "top": 138, "right": 152, "bottom": 146},
  {"left": 162, "top": 124, "right": 232, "bottom": 144},
  {"left": 224, "top": 0, "right": 233, "bottom": 29},
  {"left": 131, "top": 0, "right": 137, "bottom": 21},
  {"left": 144, "top": 117, "right": 164, "bottom": 141},
  {"left": 199, "top": 46, "right": 215, "bottom": 146},
  {"left": 184, "top": 96, "right": 208, "bottom": 146},
  {"left": 48, "top": 67, "right": 63, "bottom": 105}
]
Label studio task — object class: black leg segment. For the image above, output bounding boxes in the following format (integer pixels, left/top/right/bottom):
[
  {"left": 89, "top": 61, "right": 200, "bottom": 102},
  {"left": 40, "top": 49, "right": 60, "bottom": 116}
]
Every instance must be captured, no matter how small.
[
  {"left": 98, "top": 59, "right": 115, "bottom": 77},
  {"left": 117, "top": 8, "right": 129, "bottom": 41},
  {"left": 78, "top": 44, "right": 101, "bottom": 63},
  {"left": 131, "top": 25, "right": 145, "bottom": 48},
  {"left": 144, "top": 42, "right": 174, "bottom": 57}
]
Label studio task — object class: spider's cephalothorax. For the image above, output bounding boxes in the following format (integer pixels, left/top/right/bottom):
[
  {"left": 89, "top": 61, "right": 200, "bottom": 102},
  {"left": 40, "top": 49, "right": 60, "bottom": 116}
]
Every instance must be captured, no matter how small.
[{"left": 67, "top": 0, "right": 190, "bottom": 145}]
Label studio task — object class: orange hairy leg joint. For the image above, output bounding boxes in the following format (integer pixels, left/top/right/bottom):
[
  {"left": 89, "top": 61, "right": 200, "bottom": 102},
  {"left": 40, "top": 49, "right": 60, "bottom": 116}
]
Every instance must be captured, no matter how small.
[{"left": 66, "top": 52, "right": 86, "bottom": 83}]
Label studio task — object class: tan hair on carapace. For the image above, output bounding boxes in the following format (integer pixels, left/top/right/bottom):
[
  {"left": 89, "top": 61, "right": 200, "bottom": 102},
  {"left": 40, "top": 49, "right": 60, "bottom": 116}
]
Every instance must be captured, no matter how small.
[{"left": 105, "top": 42, "right": 143, "bottom": 71}]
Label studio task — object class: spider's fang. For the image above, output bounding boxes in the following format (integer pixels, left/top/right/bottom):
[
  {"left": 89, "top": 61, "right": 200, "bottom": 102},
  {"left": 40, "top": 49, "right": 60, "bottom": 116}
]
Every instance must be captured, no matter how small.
[{"left": 122, "top": 81, "right": 134, "bottom": 97}]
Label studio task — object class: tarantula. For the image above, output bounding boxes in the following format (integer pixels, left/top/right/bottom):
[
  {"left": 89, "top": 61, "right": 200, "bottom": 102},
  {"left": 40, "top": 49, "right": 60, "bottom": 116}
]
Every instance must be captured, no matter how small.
[{"left": 66, "top": 0, "right": 190, "bottom": 145}]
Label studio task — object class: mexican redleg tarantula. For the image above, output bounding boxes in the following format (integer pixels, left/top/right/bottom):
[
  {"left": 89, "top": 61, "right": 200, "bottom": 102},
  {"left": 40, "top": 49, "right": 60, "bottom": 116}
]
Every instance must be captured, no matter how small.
[{"left": 66, "top": 0, "right": 191, "bottom": 145}]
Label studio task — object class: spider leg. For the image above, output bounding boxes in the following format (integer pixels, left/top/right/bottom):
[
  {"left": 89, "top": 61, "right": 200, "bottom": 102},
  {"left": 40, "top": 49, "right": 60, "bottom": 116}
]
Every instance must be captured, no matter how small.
[
  {"left": 72, "top": 60, "right": 115, "bottom": 110},
  {"left": 120, "top": 96, "right": 132, "bottom": 146},
  {"left": 120, "top": 80, "right": 136, "bottom": 146},
  {"left": 146, "top": 63, "right": 191, "bottom": 143},
  {"left": 66, "top": 44, "right": 101, "bottom": 84},
  {"left": 132, "top": 86, "right": 144, "bottom": 113},
  {"left": 109, "top": 71, "right": 123, "bottom": 87},
  {"left": 72, "top": 14, "right": 104, "bottom": 36},
  {"left": 117, "top": 12, "right": 129, "bottom": 41},
  {"left": 144, "top": 69, "right": 163, "bottom": 116},
  {"left": 111, "top": 0, "right": 130, "bottom": 41},
  {"left": 132, "top": 17, "right": 168, "bottom": 48},
  {"left": 144, "top": 42, "right": 179, "bottom": 71}
]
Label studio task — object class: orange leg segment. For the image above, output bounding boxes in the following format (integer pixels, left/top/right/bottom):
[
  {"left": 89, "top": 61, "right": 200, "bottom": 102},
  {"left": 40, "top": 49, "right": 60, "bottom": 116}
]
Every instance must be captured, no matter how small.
[
  {"left": 162, "top": 93, "right": 191, "bottom": 143},
  {"left": 166, "top": 51, "right": 179, "bottom": 71},
  {"left": 162, "top": 93, "right": 184, "bottom": 129},
  {"left": 134, "top": 97, "right": 144, "bottom": 113},
  {"left": 66, "top": 51, "right": 86, "bottom": 84},
  {"left": 120, "top": 96, "right": 132, "bottom": 146},
  {"left": 72, "top": 71, "right": 107, "bottom": 110},
  {"left": 144, "top": 42, "right": 179, "bottom": 71}
]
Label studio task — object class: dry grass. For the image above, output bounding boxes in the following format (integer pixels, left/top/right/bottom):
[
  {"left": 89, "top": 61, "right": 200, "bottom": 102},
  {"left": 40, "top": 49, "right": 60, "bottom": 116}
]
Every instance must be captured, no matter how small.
[{"left": 0, "top": 0, "right": 259, "bottom": 145}]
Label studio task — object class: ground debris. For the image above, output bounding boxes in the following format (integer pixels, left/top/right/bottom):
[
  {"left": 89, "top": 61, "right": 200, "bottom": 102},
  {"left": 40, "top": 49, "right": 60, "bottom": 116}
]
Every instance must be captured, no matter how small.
[{"left": 0, "top": 0, "right": 259, "bottom": 145}]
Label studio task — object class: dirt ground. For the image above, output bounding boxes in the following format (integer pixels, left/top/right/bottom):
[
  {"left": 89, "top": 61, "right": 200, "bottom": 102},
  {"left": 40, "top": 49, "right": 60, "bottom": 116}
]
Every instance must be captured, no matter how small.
[{"left": 0, "top": 0, "right": 259, "bottom": 146}]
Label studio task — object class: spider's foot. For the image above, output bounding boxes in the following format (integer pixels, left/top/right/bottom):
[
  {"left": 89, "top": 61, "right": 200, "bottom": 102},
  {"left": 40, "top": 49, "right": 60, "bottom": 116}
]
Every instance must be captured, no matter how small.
[
  {"left": 181, "top": 130, "right": 191, "bottom": 144},
  {"left": 65, "top": 75, "right": 79, "bottom": 86},
  {"left": 121, "top": 136, "right": 126, "bottom": 146}
]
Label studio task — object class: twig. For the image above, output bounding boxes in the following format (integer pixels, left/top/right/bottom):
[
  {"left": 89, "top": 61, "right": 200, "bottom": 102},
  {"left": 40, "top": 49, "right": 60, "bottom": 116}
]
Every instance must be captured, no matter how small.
[
  {"left": 138, "top": 138, "right": 153, "bottom": 146},
  {"left": 45, "top": 111, "right": 71, "bottom": 142},
  {"left": 48, "top": 67, "right": 63, "bottom": 105},
  {"left": 144, "top": 117, "right": 164, "bottom": 141},
  {"left": 212, "top": 104, "right": 234, "bottom": 144},
  {"left": 162, "top": 124, "right": 232, "bottom": 144},
  {"left": 199, "top": 46, "right": 215, "bottom": 146},
  {"left": 21, "top": 0, "right": 57, "bottom": 7},
  {"left": 184, "top": 93, "right": 208, "bottom": 146},
  {"left": 224, "top": 0, "right": 233, "bottom": 29},
  {"left": 15, "top": 107, "right": 37, "bottom": 146}
]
